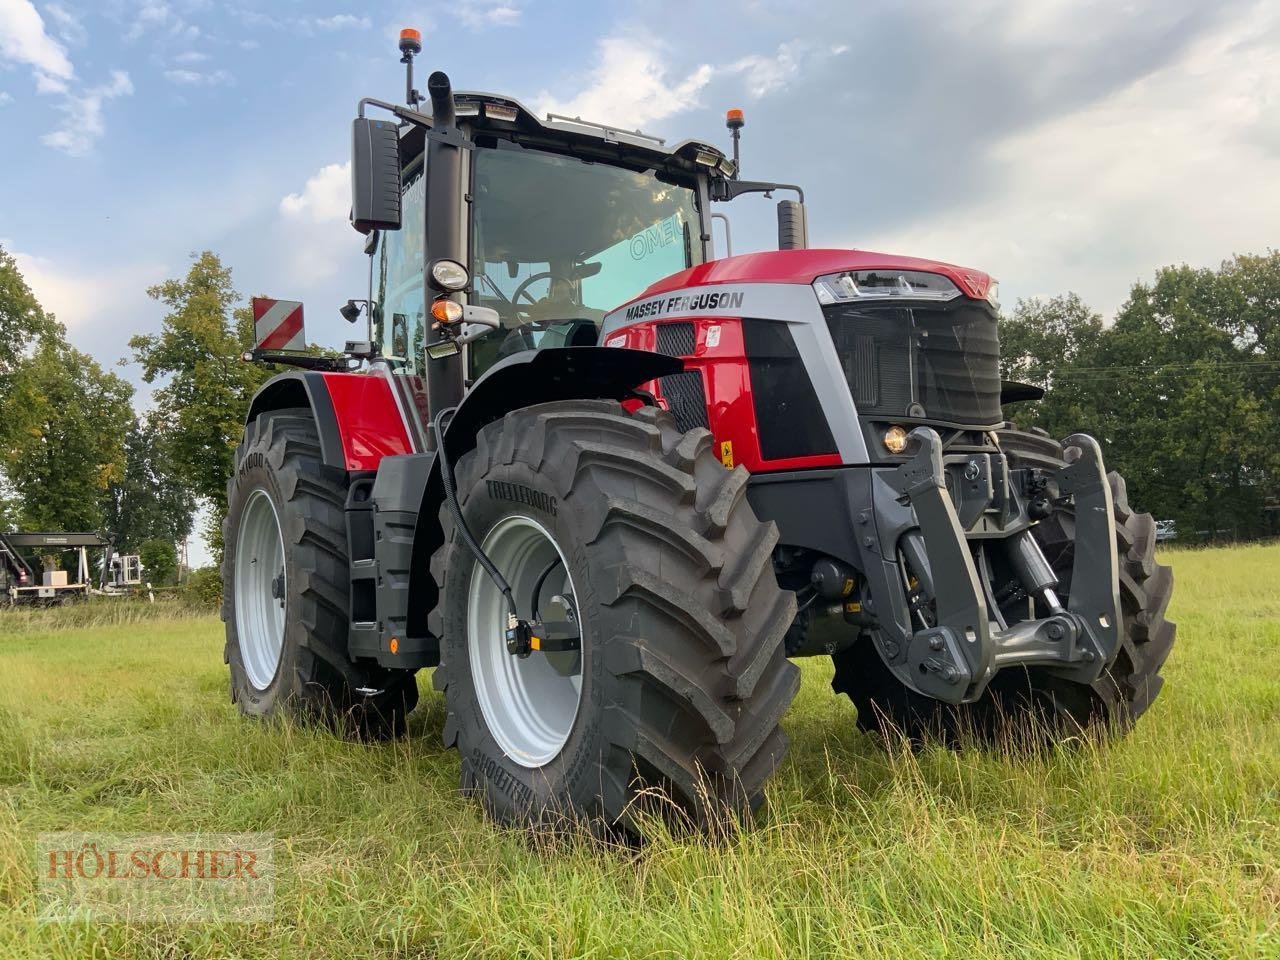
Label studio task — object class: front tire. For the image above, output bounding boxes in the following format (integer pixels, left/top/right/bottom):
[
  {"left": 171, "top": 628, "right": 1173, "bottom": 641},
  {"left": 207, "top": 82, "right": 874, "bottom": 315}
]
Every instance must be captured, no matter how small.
[
  {"left": 430, "top": 401, "right": 799, "bottom": 834},
  {"left": 222, "top": 408, "right": 418, "bottom": 739},
  {"left": 833, "top": 428, "right": 1176, "bottom": 744}
]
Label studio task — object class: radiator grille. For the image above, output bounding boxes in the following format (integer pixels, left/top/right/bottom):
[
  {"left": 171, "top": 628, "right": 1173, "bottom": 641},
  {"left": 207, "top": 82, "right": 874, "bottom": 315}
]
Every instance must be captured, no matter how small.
[
  {"left": 655, "top": 322, "right": 696, "bottom": 357},
  {"left": 657, "top": 371, "right": 710, "bottom": 432}
]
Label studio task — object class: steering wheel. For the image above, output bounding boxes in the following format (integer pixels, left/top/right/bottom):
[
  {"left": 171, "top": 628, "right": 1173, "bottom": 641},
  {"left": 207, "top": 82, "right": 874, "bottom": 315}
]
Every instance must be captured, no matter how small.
[{"left": 510, "top": 271, "right": 565, "bottom": 327}]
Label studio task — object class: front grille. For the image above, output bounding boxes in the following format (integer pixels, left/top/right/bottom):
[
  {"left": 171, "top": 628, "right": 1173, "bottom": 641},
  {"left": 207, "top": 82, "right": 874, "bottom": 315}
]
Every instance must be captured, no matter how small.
[
  {"left": 655, "top": 321, "right": 696, "bottom": 357},
  {"left": 658, "top": 371, "right": 710, "bottom": 432},
  {"left": 823, "top": 300, "right": 1002, "bottom": 426}
]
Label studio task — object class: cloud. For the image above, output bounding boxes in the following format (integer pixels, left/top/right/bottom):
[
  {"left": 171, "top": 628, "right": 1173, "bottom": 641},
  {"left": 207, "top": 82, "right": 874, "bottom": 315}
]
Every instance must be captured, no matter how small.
[
  {"left": 0, "top": 91, "right": 11, "bottom": 106},
  {"left": 0, "top": 0, "right": 75, "bottom": 93},
  {"left": 314, "top": 14, "right": 370, "bottom": 31},
  {"left": 455, "top": 1, "right": 521, "bottom": 29},
  {"left": 40, "top": 70, "right": 134, "bottom": 156},
  {"left": 726, "top": 40, "right": 848, "bottom": 101},
  {"left": 866, "top": 5, "right": 1280, "bottom": 318},
  {"left": 172, "top": 50, "right": 209, "bottom": 64},
  {"left": 9, "top": 248, "right": 162, "bottom": 332},
  {"left": 280, "top": 162, "right": 350, "bottom": 223},
  {"left": 164, "top": 67, "right": 232, "bottom": 86},
  {"left": 44, "top": 2, "right": 86, "bottom": 48},
  {"left": 535, "top": 33, "right": 714, "bottom": 129},
  {"left": 125, "top": 1, "right": 198, "bottom": 42}
]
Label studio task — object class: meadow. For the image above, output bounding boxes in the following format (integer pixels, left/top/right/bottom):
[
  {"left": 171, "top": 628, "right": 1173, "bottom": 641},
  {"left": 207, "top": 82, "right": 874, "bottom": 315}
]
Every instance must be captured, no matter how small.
[{"left": 1, "top": 544, "right": 1277, "bottom": 958}]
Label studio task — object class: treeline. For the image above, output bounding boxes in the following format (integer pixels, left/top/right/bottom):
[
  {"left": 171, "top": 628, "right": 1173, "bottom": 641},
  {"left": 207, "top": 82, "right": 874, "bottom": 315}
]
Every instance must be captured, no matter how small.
[
  {"left": 0, "top": 248, "right": 266, "bottom": 579},
  {"left": 1001, "top": 252, "right": 1280, "bottom": 541},
  {"left": 2, "top": 245, "right": 1277, "bottom": 576}
]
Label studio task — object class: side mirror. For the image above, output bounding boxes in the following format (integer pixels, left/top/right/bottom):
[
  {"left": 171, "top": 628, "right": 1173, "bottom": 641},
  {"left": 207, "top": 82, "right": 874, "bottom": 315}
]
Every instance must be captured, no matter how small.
[
  {"left": 351, "top": 117, "right": 402, "bottom": 234},
  {"left": 777, "top": 200, "right": 808, "bottom": 250}
]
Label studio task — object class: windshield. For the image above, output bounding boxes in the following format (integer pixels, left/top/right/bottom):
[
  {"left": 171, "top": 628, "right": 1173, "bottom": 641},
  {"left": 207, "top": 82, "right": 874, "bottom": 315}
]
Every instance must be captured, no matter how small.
[{"left": 468, "top": 144, "right": 703, "bottom": 377}]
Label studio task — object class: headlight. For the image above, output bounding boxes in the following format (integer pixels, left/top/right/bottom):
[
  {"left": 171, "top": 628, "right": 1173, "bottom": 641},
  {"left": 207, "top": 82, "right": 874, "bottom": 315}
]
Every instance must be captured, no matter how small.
[
  {"left": 812, "top": 269, "right": 962, "bottom": 305},
  {"left": 430, "top": 259, "right": 469, "bottom": 291},
  {"left": 985, "top": 281, "right": 1000, "bottom": 310}
]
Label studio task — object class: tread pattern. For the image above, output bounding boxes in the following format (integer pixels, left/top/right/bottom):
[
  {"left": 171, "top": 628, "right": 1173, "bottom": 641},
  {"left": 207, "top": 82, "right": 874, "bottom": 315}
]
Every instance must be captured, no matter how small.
[
  {"left": 430, "top": 400, "right": 798, "bottom": 831},
  {"left": 832, "top": 428, "right": 1176, "bottom": 743},
  {"left": 223, "top": 408, "right": 417, "bottom": 739}
]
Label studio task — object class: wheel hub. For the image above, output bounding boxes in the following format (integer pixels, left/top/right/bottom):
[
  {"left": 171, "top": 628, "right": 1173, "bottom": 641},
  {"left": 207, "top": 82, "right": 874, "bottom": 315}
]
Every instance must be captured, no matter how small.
[
  {"left": 234, "top": 489, "right": 287, "bottom": 691},
  {"left": 467, "top": 515, "right": 583, "bottom": 768}
]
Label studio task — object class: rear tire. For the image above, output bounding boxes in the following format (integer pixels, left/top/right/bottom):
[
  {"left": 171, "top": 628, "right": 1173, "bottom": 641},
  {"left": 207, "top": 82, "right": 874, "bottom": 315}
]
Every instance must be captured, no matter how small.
[
  {"left": 430, "top": 400, "right": 798, "bottom": 834},
  {"left": 833, "top": 428, "right": 1175, "bottom": 744},
  {"left": 222, "top": 408, "right": 418, "bottom": 740}
]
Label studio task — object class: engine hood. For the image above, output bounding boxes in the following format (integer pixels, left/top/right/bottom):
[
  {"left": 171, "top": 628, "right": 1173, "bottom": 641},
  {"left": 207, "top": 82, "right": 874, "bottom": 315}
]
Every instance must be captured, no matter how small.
[{"left": 629, "top": 248, "right": 994, "bottom": 305}]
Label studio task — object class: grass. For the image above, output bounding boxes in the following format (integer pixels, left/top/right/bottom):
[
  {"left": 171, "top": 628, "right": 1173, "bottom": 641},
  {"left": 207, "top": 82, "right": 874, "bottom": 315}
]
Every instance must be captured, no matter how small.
[{"left": 1, "top": 543, "right": 1277, "bottom": 958}]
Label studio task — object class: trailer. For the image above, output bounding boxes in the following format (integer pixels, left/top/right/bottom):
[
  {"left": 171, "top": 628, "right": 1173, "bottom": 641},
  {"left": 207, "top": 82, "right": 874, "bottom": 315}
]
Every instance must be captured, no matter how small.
[{"left": 1, "top": 532, "right": 142, "bottom": 606}]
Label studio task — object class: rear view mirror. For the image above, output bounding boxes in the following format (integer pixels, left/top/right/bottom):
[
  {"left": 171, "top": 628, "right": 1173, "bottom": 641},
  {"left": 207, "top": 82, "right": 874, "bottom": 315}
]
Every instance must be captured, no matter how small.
[
  {"left": 777, "top": 200, "right": 808, "bottom": 250},
  {"left": 351, "top": 117, "right": 402, "bottom": 234}
]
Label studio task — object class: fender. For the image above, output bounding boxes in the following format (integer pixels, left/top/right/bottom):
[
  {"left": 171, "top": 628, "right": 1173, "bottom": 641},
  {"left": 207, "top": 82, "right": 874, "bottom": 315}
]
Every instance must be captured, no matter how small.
[
  {"left": 401, "top": 346, "right": 681, "bottom": 640},
  {"left": 245, "top": 370, "right": 413, "bottom": 470}
]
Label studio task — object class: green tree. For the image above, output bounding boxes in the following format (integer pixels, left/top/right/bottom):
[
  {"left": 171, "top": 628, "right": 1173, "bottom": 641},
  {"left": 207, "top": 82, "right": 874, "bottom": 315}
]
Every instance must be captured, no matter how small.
[
  {"left": 104, "top": 412, "right": 197, "bottom": 552},
  {"left": 0, "top": 245, "right": 57, "bottom": 385},
  {"left": 138, "top": 537, "right": 178, "bottom": 586},
  {"left": 0, "top": 336, "right": 133, "bottom": 532},
  {"left": 129, "top": 252, "right": 269, "bottom": 556}
]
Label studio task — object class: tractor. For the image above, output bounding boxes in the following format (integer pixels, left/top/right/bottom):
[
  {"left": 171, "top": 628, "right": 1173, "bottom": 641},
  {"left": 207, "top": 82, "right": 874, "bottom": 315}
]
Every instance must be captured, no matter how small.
[{"left": 223, "top": 29, "right": 1175, "bottom": 832}]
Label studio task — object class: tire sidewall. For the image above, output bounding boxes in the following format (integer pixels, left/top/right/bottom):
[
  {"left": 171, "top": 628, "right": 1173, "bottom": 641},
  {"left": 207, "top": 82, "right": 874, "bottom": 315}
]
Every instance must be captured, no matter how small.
[
  {"left": 440, "top": 456, "right": 629, "bottom": 824},
  {"left": 223, "top": 437, "right": 308, "bottom": 716}
]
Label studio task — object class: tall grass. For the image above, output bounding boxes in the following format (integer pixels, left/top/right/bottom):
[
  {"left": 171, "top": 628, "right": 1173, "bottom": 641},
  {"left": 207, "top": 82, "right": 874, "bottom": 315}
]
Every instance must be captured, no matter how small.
[{"left": 0, "top": 545, "right": 1276, "bottom": 958}]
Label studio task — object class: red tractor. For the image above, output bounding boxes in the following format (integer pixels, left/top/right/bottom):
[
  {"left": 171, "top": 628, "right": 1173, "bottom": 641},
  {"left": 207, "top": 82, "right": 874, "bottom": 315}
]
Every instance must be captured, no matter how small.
[{"left": 223, "top": 31, "right": 1174, "bottom": 832}]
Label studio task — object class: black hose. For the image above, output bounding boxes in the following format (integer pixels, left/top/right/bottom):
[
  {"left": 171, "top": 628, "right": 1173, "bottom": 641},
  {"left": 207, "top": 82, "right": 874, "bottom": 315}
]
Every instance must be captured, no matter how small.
[{"left": 432, "top": 407, "right": 517, "bottom": 619}]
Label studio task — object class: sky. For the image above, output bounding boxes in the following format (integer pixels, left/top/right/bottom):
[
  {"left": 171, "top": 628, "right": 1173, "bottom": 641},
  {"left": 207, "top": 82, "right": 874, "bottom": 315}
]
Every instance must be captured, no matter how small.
[{"left": 2, "top": 0, "right": 1279, "bottom": 561}]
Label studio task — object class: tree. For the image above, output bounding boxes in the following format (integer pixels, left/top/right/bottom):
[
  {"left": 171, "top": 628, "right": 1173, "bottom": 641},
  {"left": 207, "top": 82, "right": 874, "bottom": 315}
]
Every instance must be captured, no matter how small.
[
  {"left": 1003, "top": 258, "right": 1279, "bottom": 541},
  {"left": 0, "top": 245, "right": 57, "bottom": 386},
  {"left": 129, "top": 252, "right": 269, "bottom": 556},
  {"left": 0, "top": 336, "right": 133, "bottom": 532},
  {"left": 138, "top": 537, "right": 178, "bottom": 586},
  {"left": 103, "top": 412, "right": 197, "bottom": 552}
]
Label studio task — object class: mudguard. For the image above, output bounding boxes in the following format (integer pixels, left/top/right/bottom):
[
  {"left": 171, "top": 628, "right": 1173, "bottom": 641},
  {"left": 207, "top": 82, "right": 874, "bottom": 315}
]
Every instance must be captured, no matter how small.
[{"left": 401, "top": 346, "right": 681, "bottom": 648}]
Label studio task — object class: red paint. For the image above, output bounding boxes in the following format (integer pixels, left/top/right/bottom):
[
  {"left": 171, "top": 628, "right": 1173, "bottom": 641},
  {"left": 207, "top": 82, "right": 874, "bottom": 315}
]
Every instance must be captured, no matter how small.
[
  {"left": 627, "top": 248, "right": 993, "bottom": 304},
  {"left": 614, "top": 319, "right": 841, "bottom": 474},
  {"left": 317, "top": 373, "right": 413, "bottom": 470},
  {"left": 258, "top": 307, "right": 304, "bottom": 349}
]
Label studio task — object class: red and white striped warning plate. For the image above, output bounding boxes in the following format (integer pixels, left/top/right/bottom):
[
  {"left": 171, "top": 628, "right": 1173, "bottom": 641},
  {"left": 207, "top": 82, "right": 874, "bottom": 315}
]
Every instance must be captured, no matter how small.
[{"left": 252, "top": 297, "right": 305, "bottom": 351}]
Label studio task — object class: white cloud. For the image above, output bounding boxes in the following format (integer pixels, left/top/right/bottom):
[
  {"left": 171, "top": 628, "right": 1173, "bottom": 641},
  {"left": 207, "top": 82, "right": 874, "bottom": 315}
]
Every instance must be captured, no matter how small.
[
  {"left": 164, "top": 67, "right": 232, "bottom": 86},
  {"left": 455, "top": 1, "right": 521, "bottom": 29},
  {"left": 0, "top": 91, "right": 11, "bottom": 105},
  {"left": 314, "top": 14, "right": 370, "bottom": 31},
  {"left": 44, "top": 2, "right": 86, "bottom": 47},
  {"left": 172, "top": 50, "right": 209, "bottom": 64},
  {"left": 125, "top": 1, "right": 197, "bottom": 41},
  {"left": 280, "top": 162, "right": 350, "bottom": 223},
  {"left": 867, "top": 6, "right": 1280, "bottom": 318},
  {"left": 41, "top": 69, "right": 134, "bottom": 156},
  {"left": 536, "top": 33, "right": 714, "bottom": 129},
  {"left": 0, "top": 0, "right": 75, "bottom": 93},
  {"left": 10, "top": 248, "right": 162, "bottom": 331}
]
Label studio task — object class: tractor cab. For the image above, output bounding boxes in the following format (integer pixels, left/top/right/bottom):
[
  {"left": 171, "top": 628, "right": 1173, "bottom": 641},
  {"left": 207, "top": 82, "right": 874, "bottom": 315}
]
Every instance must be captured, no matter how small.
[{"left": 366, "top": 94, "right": 719, "bottom": 382}]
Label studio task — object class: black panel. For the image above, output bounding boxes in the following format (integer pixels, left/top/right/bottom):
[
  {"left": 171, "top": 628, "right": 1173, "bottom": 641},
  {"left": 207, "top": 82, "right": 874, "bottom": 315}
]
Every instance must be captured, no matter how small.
[
  {"left": 658, "top": 370, "right": 710, "bottom": 432},
  {"left": 741, "top": 318, "right": 837, "bottom": 461},
  {"left": 655, "top": 321, "right": 696, "bottom": 357},
  {"left": 823, "top": 300, "right": 1002, "bottom": 427}
]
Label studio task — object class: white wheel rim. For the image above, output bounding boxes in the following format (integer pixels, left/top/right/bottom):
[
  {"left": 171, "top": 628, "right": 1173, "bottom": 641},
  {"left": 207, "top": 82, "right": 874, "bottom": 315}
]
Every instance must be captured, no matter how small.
[
  {"left": 467, "top": 515, "right": 583, "bottom": 768},
  {"left": 234, "top": 488, "right": 287, "bottom": 690}
]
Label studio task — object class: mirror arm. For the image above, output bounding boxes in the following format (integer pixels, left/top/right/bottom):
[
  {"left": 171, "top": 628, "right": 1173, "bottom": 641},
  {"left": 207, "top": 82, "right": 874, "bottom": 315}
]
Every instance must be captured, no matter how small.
[
  {"left": 710, "top": 178, "right": 805, "bottom": 203},
  {"left": 356, "top": 97, "right": 474, "bottom": 149}
]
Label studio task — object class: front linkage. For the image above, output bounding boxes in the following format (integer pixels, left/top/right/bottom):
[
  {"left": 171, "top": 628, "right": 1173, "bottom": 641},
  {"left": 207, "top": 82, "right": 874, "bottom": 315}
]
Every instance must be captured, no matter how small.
[{"left": 856, "top": 428, "right": 1123, "bottom": 704}]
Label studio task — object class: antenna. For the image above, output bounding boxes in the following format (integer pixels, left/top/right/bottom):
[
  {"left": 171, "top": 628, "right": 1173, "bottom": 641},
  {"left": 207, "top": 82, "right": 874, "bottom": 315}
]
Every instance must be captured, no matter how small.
[
  {"left": 399, "top": 28, "right": 422, "bottom": 107},
  {"left": 725, "top": 108, "right": 744, "bottom": 179}
]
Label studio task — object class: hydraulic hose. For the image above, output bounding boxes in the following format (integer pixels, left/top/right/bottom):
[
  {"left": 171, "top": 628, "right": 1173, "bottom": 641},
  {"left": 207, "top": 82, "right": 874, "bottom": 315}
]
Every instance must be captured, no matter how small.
[{"left": 431, "top": 407, "right": 518, "bottom": 620}]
